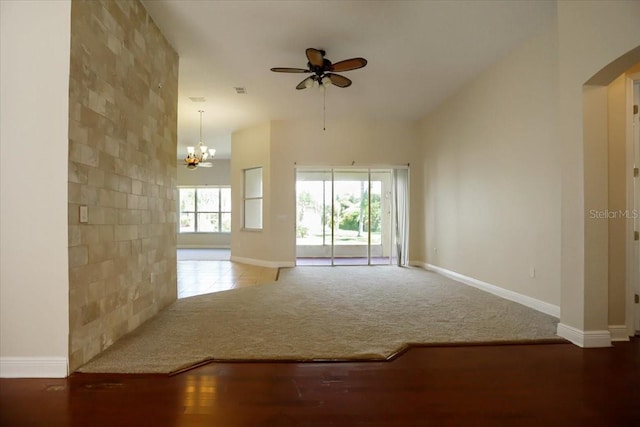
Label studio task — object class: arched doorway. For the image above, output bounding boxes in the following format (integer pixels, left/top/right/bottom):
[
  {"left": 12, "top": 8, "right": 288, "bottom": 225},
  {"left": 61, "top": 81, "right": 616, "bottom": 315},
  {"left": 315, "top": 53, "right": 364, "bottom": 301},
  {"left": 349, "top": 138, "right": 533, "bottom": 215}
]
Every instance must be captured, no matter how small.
[{"left": 558, "top": 44, "right": 640, "bottom": 347}]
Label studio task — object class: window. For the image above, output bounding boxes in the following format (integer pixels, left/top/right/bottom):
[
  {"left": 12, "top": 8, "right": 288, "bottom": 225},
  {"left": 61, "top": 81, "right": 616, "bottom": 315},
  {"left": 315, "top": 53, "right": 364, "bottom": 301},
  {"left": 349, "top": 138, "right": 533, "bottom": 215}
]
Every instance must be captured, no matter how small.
[
  {"left": 179, "top": 187, "right": 231, "bottom": 233},
  {"left": 243, "top": 167, "right": 263, "bottom": 230}
]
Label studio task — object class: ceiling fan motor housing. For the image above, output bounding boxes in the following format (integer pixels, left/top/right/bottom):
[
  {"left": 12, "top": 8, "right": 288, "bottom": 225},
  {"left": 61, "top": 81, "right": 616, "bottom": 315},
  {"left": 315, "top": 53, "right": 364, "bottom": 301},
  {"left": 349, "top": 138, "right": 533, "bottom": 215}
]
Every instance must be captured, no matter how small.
[{"left": 309, "top": 57, "right": 332, "bottom": 76}]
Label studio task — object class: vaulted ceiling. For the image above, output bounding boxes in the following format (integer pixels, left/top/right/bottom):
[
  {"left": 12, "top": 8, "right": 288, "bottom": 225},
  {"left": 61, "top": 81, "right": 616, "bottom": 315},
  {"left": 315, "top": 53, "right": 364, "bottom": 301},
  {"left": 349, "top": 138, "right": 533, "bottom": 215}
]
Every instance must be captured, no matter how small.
[{"left": 141, "top": 0, "right": 556, "bottom": 159}]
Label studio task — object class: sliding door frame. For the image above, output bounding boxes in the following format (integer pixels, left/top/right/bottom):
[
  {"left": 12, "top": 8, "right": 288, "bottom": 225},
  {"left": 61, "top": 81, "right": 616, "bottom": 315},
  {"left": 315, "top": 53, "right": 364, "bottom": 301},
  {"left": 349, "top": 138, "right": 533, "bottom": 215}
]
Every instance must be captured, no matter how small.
[{"left": 295, "top": 164, "right": 409, "bottom": 266}]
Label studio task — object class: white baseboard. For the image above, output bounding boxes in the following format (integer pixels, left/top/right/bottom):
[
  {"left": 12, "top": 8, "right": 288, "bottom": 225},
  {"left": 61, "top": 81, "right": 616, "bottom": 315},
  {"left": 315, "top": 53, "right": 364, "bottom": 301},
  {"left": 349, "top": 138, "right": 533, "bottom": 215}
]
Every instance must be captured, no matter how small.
[
  {"left": 556, "top": 323, "right": 612, "bottom": 348},
  {"left": 0, "top": 357, "right": 68, "bottom": 378},
  {"left": 177, "top": 245, "right": 230, "bottom": 249},
  {"left": 422, "top": 263, "right": 560, "bottom": 318},
  {"left": 230, "top": 255, "right": 294, "bottom": 268},
  {"left": 609, "top": 325, "right": 631, "bottom": 342}
]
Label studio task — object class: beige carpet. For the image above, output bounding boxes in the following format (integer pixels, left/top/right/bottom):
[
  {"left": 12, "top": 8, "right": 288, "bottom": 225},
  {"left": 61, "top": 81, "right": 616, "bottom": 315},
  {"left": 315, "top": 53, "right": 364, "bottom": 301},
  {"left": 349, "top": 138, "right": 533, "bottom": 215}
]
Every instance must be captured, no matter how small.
[{"left": 78, "top": 266, "right": 560, "bottom": 374}]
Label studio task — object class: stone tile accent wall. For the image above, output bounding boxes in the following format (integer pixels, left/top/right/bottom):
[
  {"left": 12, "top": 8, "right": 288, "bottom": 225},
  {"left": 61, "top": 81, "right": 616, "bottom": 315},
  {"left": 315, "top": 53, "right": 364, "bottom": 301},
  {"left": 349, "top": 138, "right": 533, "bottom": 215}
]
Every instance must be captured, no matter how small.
[{"left": 68, "top": 0, "right": 178, "bottom": 371}]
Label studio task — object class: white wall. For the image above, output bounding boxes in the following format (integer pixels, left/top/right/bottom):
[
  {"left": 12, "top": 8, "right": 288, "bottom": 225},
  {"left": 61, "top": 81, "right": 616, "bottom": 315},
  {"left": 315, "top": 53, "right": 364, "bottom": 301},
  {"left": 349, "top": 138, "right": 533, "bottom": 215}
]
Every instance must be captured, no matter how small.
[
  {"left": 557, "top": 0, "right": 640, "bottom": 342},
  {"left": 581, "top": 85, "right": 610, "bottom": 333},
  {"left": 606, "top": 73, "right": 629, "bottom": 329},
  {"left": 230, "top": 123, "right": 273, "bottom": 265},
  {"left": 0, "top": 1, "right": 71, "bottom": 377},
  {"left": 419, "top": 20, "right": 561, "bottom": 307},
  {"left": 177, "top": 159, "right": 231, "bottom": 248},
  {"left": 417, "top": 1, "right": 640, "bottom": 345},
  {"left": 230, "top": 119, "right": 420, "bottom": 266},
  {"left": 270, "top": 119, "right": 420, "bottom": 265}
]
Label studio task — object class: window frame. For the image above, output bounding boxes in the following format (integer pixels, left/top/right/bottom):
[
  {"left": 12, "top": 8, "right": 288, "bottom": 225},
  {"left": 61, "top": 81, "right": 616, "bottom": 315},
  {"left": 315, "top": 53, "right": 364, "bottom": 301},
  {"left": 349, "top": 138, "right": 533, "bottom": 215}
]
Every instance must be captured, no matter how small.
[
  {"left": 178, "top": 186, "right": 231, "bottom": 234},
  {"left": 243, "top": 167, "right": 263, "bottom": 231}
]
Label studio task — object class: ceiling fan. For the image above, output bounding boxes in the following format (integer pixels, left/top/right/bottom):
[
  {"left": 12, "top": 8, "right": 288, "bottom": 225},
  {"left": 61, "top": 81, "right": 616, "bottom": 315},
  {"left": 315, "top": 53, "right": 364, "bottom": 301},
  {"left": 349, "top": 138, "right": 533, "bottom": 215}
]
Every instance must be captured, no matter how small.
[{"left": 271, "top": 48, "right": 367, "bottom": 90}]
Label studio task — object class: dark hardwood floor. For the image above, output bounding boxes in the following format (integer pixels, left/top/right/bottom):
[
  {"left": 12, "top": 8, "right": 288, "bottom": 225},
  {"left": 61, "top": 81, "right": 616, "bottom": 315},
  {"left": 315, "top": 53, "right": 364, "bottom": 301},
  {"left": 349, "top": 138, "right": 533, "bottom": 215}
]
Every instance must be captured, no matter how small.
[{"left": 1, "top": 340, "right": 638, "bottom": 426}]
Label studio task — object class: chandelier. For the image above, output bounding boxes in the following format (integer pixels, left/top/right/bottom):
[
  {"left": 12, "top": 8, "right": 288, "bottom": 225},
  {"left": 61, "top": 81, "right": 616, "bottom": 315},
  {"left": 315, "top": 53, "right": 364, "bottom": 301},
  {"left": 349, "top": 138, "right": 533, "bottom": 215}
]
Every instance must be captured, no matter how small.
[{"left": 184, "top": 110, "right": 216, "bottom": 170}]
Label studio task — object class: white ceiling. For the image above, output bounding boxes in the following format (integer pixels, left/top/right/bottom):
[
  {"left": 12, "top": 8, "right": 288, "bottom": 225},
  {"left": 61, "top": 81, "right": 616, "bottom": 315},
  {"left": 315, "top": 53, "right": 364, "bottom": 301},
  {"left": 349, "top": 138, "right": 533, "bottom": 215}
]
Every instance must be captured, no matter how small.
[{"left": 141, "top": 0, "right": 556, "bottom": 160}]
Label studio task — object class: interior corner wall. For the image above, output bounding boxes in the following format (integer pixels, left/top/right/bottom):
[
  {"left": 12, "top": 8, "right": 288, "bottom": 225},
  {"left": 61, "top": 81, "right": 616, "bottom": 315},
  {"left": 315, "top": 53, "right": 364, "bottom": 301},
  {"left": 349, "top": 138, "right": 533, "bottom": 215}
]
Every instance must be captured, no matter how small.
[
  {"left": 230, "top": 119, "right": 419, "bottom": 266},
  {"left": 557, "top": 0, "right": 640, "bottom": 333},
  {"left": 67, "top": 0, "right": 178, "bottom": 371},
  {"left": 0, "top": 0, "right": 71, "bottom": 378},
  {"left": 230, "top": 123, "right": 273, "bottom": 265},
  {"left": 418, "top": 20, "right": 561, "bottom": 307},
  {"left": 582, "top": 85, "right": 610, "bottom": 331},
  {"left": 606, "top": 74, "right": 628, "bottom": 328},
  {"left": 177, "top": 159, "right": 231, "bottom": 248}
]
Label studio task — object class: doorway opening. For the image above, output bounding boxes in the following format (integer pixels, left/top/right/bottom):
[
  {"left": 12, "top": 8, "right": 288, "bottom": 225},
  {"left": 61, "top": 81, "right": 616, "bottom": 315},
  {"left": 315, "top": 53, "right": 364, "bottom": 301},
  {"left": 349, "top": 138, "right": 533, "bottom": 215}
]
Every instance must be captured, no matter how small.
[{"left": 295, "top": 167, "right": 409, "bottom": 266}]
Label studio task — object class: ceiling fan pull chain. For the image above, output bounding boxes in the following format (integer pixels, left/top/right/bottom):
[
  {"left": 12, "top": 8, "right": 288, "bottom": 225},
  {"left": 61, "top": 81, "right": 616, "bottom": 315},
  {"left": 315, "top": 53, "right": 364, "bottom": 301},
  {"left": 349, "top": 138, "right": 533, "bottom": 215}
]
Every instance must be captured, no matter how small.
[{"left": 323, "top": 87, "right": 326, "bottom": 131}]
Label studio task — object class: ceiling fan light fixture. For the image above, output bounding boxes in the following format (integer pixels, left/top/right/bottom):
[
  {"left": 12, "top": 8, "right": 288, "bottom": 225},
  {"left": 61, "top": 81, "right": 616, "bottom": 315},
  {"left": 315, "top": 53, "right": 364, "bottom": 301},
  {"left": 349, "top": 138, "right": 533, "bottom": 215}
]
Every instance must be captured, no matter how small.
[{"left": 321, "top": 75, "right": 331, "bottom": 87}]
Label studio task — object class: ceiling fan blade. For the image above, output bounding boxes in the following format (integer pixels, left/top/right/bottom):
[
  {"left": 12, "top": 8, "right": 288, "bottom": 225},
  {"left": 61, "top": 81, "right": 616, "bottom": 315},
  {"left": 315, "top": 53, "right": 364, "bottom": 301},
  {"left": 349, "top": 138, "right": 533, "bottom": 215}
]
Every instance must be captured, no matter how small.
[
  {"left": 199, "top": 162, "right": 213, "bottom": 167},
  {"left": 326, "top": 73, "right": 352, "bottom": 88},
  {"left": 306, "top": 48, "right": 324, "bottom": 68},
  {"left": 270, "top": 67, "right": 310, "bottom": 73},
  {"left": 296, "top": 76, "right": 314, "bottom": 90},
  {"left": 330, "top": 57, "right": 368, "bottom": 72}
]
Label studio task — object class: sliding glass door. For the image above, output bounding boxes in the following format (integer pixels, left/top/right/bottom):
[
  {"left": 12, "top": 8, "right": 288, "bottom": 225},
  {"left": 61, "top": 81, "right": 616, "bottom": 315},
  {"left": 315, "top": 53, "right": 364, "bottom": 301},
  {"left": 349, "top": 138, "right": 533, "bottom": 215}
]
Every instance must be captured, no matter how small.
[
  {"left": 296, "top": 170, "right": 332, "bottom": 265},
  {"left": 332, "top": 170, "right": 369, "bottom": 265},
  {"left": 370, "top": 170, "right": 395, "bottom": 265},
  {"left": 296, "top": 167, "right": 406, "bottom": 266}
]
